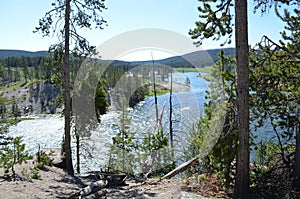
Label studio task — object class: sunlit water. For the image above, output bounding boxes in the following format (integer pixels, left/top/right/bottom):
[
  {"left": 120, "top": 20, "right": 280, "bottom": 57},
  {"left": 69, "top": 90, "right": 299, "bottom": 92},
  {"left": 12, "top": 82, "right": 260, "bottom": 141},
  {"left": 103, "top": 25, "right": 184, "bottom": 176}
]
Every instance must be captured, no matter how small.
[{"left": 9, "top": 72, "right": 209, "bottom": 174}]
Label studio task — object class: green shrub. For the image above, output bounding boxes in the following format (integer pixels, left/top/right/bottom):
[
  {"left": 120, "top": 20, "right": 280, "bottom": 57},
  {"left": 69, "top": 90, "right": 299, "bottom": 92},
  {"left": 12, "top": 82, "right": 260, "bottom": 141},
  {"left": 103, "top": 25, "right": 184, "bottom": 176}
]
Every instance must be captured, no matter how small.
[
  {"left": 36, "top": 147, "right": 53, "bottom": 170},
  {"left": 30, "top": 168, "right": 41, "bottom": 179},
  {"left": 0, "top": 136, "right": 33, "bottom": 179}
]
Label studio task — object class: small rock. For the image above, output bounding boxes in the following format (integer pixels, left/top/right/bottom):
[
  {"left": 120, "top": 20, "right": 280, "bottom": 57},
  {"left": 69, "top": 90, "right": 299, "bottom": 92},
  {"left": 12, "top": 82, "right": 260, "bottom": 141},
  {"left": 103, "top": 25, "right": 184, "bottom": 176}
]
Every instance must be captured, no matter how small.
[{"left": 180, "top": 191, "right": 208, "bottom": 199}]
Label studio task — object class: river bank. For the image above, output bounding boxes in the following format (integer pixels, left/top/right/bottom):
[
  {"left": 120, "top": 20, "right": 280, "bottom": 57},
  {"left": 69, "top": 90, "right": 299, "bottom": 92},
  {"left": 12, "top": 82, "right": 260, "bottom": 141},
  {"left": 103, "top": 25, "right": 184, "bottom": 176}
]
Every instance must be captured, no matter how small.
[
  {"left": 147, "top": 81, "right": 190, "bottom": 97},
  {"left": 0, "top": 79, "right": 190, "bottom": 116}
]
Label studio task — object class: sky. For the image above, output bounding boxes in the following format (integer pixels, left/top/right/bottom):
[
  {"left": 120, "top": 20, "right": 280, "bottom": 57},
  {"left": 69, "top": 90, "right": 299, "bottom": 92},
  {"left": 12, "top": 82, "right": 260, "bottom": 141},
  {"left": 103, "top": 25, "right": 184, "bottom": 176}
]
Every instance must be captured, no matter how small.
[{"left": 0, "top": 0, "right": 289, "bottom": 61}]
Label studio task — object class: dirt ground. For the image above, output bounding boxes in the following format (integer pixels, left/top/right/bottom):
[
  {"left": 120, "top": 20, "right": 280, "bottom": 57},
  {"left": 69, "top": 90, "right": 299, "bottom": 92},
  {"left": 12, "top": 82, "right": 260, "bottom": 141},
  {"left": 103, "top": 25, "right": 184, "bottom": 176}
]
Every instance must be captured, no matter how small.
[{"left": 0, "top": 162, "right": 208, "bottom": 199}]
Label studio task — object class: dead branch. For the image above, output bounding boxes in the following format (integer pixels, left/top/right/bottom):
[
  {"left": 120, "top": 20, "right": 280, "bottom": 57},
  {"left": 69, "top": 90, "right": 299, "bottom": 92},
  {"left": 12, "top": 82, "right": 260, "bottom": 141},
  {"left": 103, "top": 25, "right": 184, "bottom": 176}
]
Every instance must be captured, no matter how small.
[{"left": 161, "top": 157, "right": 199, "bottom": 179}]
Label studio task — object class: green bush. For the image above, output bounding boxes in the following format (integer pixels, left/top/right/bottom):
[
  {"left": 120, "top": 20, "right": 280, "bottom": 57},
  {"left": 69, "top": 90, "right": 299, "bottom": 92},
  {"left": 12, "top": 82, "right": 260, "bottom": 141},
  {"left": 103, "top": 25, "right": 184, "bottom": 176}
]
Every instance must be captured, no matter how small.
[
  {"left": 30, "top": 168, "right": 41, "bottom": 179},
  {"left": 0, "top": 136, "right": 33, "bottom": 179},
  {"left": 36, "top": 148, "right": 53, "bottom": 170}
]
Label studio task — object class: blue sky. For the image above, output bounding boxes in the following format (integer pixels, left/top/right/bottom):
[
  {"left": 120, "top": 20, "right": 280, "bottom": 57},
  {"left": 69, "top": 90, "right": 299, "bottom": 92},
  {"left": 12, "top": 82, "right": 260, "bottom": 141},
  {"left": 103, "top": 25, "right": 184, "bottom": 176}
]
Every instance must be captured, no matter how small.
[{"left": 0, "top": 0, "right": 288, "bottom": 60}]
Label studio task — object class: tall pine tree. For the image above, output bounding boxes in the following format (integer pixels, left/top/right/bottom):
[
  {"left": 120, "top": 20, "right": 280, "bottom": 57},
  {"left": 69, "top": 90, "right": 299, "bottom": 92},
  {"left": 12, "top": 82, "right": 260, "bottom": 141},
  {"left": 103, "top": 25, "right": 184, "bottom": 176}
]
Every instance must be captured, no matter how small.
[{"left": 35, "top": 0, "right": 107, "bottom": 175}]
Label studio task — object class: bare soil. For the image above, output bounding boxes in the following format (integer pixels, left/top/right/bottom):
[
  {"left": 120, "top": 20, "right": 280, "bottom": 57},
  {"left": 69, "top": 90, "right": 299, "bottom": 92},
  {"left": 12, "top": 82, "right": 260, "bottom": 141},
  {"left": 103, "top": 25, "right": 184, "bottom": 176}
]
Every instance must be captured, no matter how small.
[{"left": 0, "top": 162, "right": 206, "bottom": 199}]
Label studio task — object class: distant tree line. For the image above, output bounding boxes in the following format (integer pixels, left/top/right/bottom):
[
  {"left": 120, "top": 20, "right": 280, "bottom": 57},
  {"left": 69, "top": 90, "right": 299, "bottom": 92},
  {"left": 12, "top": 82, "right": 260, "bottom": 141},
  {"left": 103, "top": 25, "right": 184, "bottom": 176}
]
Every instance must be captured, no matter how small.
[{"left": 0, "top": 56, "right": 46, "bottom": 85}]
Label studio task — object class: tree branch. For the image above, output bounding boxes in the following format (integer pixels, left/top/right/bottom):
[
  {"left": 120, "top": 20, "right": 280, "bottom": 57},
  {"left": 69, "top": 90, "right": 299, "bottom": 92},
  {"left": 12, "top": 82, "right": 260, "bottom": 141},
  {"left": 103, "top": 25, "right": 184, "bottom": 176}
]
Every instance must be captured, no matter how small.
[{"left": 261, "top": 35, "right": 300, "bottom": 60}]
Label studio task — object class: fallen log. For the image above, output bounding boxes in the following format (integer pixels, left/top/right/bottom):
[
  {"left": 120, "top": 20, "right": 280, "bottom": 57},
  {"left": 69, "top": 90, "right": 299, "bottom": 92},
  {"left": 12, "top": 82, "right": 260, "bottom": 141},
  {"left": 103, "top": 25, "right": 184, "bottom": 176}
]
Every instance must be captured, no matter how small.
[
  {"left": 84, "top": 189, "right": 107, "bottom": 199},
  {"left": 161, "top": 157, "right": 199, "bottom": 179},
  {"left": 89, "top": 171, "right": 127, "bottom": 186},
  {"left": 68, "top": 179, "right": 108, "bottom": 199}
]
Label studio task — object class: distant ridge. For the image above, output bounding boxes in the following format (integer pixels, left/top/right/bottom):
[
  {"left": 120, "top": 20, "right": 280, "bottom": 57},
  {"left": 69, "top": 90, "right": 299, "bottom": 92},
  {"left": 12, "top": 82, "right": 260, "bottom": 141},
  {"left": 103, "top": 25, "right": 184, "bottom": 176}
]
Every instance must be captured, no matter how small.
[
  {"left": 0, "top": 49, "right": 47, "bottom": 59},
  {"left": 0, "top": 48, "right": 235, "bottom": 67},
  {"left": 131, "top": 47, "right": 235, "bottom": 68}
]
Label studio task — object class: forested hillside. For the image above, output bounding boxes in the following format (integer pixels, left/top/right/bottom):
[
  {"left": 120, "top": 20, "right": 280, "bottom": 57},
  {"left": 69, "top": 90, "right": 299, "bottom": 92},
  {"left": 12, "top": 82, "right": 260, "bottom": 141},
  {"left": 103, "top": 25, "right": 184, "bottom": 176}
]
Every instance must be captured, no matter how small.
[
  {"left": 131, "top": 47, "right": 235, "bottom": 68},
  {"left": 0, "top": 50, "right": 47, "bottom": 59},
  {"left": 0, "top": 48, "right": 235, "bottom": 68}
]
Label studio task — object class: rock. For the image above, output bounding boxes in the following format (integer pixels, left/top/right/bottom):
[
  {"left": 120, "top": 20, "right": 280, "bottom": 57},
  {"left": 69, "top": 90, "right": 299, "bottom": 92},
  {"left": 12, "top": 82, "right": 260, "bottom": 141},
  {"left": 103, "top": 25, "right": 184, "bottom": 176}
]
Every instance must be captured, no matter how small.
[
  {"left": 180, "top": 191, "right": 209, "bottom": 199},
  {"left": 0, "top": 81, "right": 62, "bottom": 116},
  {"left": 44, "top": 148, "right": 65, "bottom": 169}
]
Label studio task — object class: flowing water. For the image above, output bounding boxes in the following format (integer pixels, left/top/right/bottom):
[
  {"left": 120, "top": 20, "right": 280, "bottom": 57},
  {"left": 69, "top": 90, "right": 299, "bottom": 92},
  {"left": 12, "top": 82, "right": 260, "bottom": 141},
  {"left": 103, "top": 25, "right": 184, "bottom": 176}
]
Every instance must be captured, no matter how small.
[{"left": 9, "top": 72, "right": 209, "bottom": 174}]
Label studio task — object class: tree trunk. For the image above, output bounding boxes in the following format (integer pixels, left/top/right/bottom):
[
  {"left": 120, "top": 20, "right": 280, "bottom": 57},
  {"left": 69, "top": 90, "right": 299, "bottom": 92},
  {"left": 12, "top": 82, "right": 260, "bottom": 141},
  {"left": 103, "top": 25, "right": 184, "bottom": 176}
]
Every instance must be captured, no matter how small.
[
  {"left": 63, "top": 0, "right": 74, "bottom": 176},
  {"left": 76, "top": 131, "right": 80, "bottom": 174},
  {"left": 152, "top": 55, "right": 158, "bottom": 124},
  {"left": 234, "top": 0, "right": 250, "bottom": 198},
  {"left": 68, "top": 179, "right": 108, "bottom": 199},
  {"left": 294, "top": 123, "right": 300, "bottom": 190},
  {"left": 162, "top": 157, "right": 199, "bottom": 179},
  {"left": 169, "top": 70, "right": 174, "bottom": 157}
]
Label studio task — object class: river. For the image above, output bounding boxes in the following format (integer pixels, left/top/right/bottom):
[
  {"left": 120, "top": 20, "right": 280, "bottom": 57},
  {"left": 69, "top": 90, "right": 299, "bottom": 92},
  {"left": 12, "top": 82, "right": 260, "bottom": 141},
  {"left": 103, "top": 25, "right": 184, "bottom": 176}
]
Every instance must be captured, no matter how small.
[{"left": 8, "top": 72, "right": 208, "bottom": 174}]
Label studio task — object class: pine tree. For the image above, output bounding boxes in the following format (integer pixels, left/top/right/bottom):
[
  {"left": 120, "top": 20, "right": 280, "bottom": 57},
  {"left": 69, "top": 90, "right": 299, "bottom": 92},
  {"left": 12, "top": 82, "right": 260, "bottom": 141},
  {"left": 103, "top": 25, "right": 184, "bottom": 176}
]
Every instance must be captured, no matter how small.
[
  {"left": 109, "top": 95, "right": 137, "bottom": 175},
  {"left": 0, "top": 95, "right": 32, "bottom": 180},
  {"left": 251, "top": 1, "right": 300, "bottom": 192},
  {"left": 190, "top": 51, "right": 238, "bottom": 187},
  {"left": 72, "top": 62, "right": 108, "bottom": 173},
  {"left": 35, "top": 0, "right": 107, "bottom": 175},
  {"left": 234, "top": 1, "right": 250, "bottom": 196},
  {"left": 95, "top": 81, "right": 109, "bottom": 123},
  {"left": 190, "top": 1, "right": 250, "bottom": 196}
]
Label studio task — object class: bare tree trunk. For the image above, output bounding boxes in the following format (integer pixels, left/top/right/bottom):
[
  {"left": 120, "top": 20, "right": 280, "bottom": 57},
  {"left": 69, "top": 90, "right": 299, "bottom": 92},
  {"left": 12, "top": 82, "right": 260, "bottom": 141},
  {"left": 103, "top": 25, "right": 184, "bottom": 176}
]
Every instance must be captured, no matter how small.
[
  {"left": 169, "top": 70, "right": 174, "bottom": 157},
  {"left": 294, "top": 123, "right": 300, "bottom": 190},
  {"left": 152, "top": 54, "right": 158, "bottom": 124},
  {"left": 63, "top": 0, "right": 74, "bottom": 176},
  {"left": 234, "top": 0, "right": 250, "bottom": 198},
  {"left": 122, "top": 108, "right": 125, "bottom": 171},
  {"left": 76, "top": 129, "right": 80, "bottom": 174},
  {"left": 162, "top": 157, "right": 198, "bottom": 179},
  {"left": 68, "top": 179, "right": 108, "bottom": 199}
]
